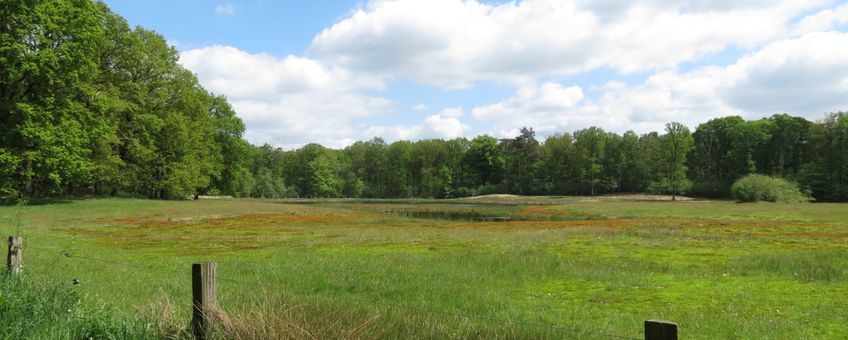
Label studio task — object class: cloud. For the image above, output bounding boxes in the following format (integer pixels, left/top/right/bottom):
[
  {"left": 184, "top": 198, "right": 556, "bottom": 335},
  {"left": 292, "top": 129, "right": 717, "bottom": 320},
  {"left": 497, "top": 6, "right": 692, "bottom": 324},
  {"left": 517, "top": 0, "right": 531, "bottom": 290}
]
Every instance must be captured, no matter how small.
[
  {"left": 472, "top": 83, "right": 585, "bottom": 134},
  {"left": 215, "top": 3, "right": 237, "bottom": 16},
  {"left": 180, "top": 1, "right": 848, "bottom": 147},
  {"left": 309, "top": 0, "right": 826, "bottom": 87},
  {"left": 794, "top": 4, "right": 848, "bottom": 34},
  {"left": 425, "top": 107, "right": 468, "bottom": 138},
  {"left": 364, "top": 107, "right": 470, "bottom": 141},
  {"left": 469, "top": 31, "right": 848, "bottom": 136},
  {"left": 722, "top": 31, "right": 848, "bottom": 115},
  {"left": 362, "top": 125, "right": 423, "bottom": 141},
  {"left": 179, "top": 45, "right": 390, "bottom": 148}
]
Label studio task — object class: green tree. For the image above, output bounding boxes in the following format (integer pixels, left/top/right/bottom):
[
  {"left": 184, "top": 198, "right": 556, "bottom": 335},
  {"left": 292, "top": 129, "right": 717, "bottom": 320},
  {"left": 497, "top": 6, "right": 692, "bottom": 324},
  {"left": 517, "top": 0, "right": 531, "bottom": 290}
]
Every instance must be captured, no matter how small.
[
  {"left": 344, "top": 137, "right": 388, "bottom": 197},
  {"left": 689, "top": 116, "right": 744, "bottom": 197},
  {"left": 619, "top": 131, "right": 646, "bottom": 192},
  {"left": 500, "top": 127, "right": 541, "bottom": 195},
  {"left": 208, "top": 95, "right": 253, "bottom": 197},
  {"left": 800, "top": 112, "right": 848, "bottom": 200},
  {"left": 0, "top": 0, "right": 107, "bottom": 198},
  {"left": 307, "top": 153, "right": 343, "bottom": 198},
  {"left": 764, "top": 114, "right": 810, "bottom": 177},
  {"left": 384, "top": 141, "right": 414, "bottom": 197},
  {"left": 573, "top": 127, "right": 607, "bottom": 196},
  {"left": 412, "top": 139, "right": 448, "bottom": 197},
  {"left": 659, "top": 122, "right": 694, "bottom": 200},
  {"left": 541, "top": 133, "right": 574, "bottom": 194},
  {"left": 464, "top": 135, "right": 504, "bottom": 189},
  {"left": 252, "top": 168, "right": 287, "bottom": 198},
  {"left": 726, "top": 120, "right": 773, "bottom": 180}
]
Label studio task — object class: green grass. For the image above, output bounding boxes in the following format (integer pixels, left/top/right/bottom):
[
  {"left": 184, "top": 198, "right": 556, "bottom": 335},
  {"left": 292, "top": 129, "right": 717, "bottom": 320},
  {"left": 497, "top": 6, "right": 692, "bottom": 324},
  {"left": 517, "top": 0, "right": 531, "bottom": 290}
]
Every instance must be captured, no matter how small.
[
  {"left": 0, "top": 274, "right": 157, "bottom": 339},
  {"left": 1, "top": 197, "right": 847, "bottom": 339}
]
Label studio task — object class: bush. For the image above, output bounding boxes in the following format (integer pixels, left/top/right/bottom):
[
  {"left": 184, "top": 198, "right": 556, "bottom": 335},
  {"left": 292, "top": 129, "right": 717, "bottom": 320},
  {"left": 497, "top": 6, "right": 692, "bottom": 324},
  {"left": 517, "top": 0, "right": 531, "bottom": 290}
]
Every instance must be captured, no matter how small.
[{"left": 730, "top": 174, "right": 810, "bottom": 203}]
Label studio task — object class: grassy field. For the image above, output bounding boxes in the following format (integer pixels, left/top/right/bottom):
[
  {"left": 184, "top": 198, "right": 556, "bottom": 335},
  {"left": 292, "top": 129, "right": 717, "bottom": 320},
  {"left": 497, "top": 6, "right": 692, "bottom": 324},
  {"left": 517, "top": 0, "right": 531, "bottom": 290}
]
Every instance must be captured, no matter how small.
[{"left": 1, "top": 196, "right": 847, "bottom": 339}]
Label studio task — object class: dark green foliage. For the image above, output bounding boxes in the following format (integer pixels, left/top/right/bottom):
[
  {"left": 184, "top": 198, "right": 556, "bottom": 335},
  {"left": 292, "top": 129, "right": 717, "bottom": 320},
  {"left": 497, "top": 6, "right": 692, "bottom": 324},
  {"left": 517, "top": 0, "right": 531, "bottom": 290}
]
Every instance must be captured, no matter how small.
[
  {"left": 500, "top": 127, "right": 541, "bottom": 195},
  {"left": 689, "top": 180, "right": 732, "bottom": 198},
  {"left": 799, "top": 112, "right": 848, "bottom": 201},
  {"left": 464, "top": 135, "right": 504, "bottom": 187},
  {"left": 573, "top": 127, "right": 608, "bottom": 195},
  {"left": 730, "top": 174, "right": 810, "bottom": 203}
]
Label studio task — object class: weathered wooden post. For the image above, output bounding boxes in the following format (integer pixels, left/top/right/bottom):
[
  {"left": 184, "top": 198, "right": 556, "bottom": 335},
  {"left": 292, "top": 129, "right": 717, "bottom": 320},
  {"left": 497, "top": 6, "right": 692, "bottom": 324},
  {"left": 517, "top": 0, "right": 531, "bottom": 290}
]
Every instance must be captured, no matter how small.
[
  {"left": 645, "top": 320, "right": 678, "bottom": 340},
  {"left": 192, "top": 262, "right": 218, "bottom": 340},
  {"left": 7, "top": 236, "right": 22, "bottom": 275}
]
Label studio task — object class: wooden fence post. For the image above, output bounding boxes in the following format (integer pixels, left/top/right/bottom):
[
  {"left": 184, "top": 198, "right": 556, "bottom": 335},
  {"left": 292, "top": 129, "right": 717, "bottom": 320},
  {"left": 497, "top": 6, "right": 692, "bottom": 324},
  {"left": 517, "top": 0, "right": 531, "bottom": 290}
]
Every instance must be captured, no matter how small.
[
  {"left": 645, "top": 320, "right": 678, "bottom": 340},
  {"left": 192, "top": 262, "right": 218, "bottom": 340},
  {"left": 7, "top": 236, "right": 22, "bottom": 275}
]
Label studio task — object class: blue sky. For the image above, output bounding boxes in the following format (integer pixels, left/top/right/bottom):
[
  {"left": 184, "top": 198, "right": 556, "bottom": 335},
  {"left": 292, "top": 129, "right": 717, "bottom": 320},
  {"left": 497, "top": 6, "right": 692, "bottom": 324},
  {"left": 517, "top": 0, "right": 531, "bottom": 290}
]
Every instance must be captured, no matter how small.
[{"left": 105, "top": 0, "right": 848, "bottom": 149}]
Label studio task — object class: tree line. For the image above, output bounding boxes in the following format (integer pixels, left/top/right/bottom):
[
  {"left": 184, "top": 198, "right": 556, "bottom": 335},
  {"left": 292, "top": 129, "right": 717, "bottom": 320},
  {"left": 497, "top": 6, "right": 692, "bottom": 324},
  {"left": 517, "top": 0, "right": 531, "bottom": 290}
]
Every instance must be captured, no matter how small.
[
  {"left": 2, "top": 1, "right": 847, "bottom": 202},
  {"left": 248, "top": 113, "right": 847, "bottom": 202}
]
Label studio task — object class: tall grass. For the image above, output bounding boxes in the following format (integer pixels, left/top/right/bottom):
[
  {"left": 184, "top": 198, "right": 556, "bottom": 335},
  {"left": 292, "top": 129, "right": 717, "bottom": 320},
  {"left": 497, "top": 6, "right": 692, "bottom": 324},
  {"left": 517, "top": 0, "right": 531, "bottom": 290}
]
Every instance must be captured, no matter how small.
[{"left": 0, "top": 274, "right": 157, "bottom": 339}]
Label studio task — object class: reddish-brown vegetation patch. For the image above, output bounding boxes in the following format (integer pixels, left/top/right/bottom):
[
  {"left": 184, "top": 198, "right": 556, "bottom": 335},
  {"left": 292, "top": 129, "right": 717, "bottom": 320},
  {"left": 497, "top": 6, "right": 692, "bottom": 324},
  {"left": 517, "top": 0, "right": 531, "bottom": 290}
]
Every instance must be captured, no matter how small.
[{"left": 459, "top": 219, "right": 643, "bottom": 231}]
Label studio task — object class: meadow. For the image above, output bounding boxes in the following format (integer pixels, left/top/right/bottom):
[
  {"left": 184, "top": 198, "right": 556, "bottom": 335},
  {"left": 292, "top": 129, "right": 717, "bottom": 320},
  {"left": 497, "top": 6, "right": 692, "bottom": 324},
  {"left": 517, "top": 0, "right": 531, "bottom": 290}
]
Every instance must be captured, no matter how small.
[{"left": 1, "top": 196, "right": 847, "bottom": 339}]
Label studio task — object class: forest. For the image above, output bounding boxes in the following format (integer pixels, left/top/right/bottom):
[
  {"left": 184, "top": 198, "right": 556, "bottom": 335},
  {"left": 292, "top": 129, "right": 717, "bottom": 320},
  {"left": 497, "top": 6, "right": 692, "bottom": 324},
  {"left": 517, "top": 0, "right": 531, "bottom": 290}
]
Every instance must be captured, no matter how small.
[{"left": 2, "top": 0, "right": 848, "bottom": 202}]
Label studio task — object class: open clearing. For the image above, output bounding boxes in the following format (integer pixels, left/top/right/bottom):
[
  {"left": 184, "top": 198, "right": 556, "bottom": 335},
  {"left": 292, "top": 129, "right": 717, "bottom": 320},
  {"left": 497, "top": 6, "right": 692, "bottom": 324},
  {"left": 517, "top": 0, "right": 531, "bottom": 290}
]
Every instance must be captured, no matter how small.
[{"left": 2, "top": 197, "right": 847, "bottom": 338}]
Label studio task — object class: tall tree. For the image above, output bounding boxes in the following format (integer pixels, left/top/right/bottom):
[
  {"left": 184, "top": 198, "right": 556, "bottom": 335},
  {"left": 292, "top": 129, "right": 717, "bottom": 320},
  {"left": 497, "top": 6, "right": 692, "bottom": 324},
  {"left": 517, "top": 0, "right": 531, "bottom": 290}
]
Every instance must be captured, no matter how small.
[
  {"left": 573, "top": 127, "right": 607, "bottom": 196},
  {"left": 800, "top": 112, "right": 848, "bottom": 200},
  {"left": 0, "top": 0, "right": 107, "bottom": 198},
  {"left": 384, "top": 140, "right": 414, "bottom": 197},
  {"left": 661, "top": 122, "right": 694, "bottom": 200},
  {"left": 308, "top": 152, "right": 343, "bottom": 198},
  {"left": 209, "top": 95, "right": 253, "bottom": 197},
  {"left": 500, "top": 127, "right": 541, "bottom": 195},
  {"left": 691, "top": 116, "right": 744, "bottom": 182},
  {"left": 619, "top": 131, "right": 645, "bottom": 192},
  {"left": 726, "top": 120, "right": 773, "bottom": 180},
  {"left": 464, "top": 135, "right": 504, "bottom": 189},
  {"left": 765, "top": 114, "right": 810, "bottom": 177},
  {"left": 542, "top": 133, "right": 574, "bottom": 194}
]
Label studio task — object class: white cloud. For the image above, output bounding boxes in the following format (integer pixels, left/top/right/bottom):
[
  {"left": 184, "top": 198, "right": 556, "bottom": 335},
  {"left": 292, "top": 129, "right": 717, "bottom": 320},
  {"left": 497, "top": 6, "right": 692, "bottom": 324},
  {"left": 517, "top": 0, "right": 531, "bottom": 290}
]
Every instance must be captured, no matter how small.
[
  {"left": 215, "top": 3, "right": 237, "bottom": 16},
  {"left": 180, "top": 1, "right": 848, "bottom": 147},
  {"left": 363, "top": 125, "right": 423, "bottom": 141},
  {"left": 794, "top": 4, "right": 848, "bottom": 35},
  {"left": 179, "top": 45, "right": 390, "bottom": 148},
  {"left": 469, "top": 31, "right": 848, "bottom": 136},
  {"left": 364, "top": 107, "right": 470, "bottom": 141},
  {"left": 472, "top": 83, "right": 585, "bottom": 134},
  {"left": 425, "top": 107, "right": 468, "bottom": 138},
  {"left": 722, "top": 31, "right": 848, "bottom": 115},
  {"left": 309, "top": 0, "right": 826, "bottom": 87}
]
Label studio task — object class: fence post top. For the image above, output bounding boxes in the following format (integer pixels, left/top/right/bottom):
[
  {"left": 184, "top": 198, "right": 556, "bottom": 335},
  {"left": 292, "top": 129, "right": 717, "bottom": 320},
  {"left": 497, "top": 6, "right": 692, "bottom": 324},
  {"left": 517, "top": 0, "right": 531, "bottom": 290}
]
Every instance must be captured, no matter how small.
[{"left": 645, "top": 320, "right": 677, "bottom": 325}]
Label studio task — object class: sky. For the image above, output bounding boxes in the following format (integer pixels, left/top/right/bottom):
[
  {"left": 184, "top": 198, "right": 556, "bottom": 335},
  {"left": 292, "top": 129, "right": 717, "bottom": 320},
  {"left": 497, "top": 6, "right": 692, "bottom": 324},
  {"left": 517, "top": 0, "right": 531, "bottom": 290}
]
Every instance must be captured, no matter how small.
[{"left": 104, "top": 0, "right": 848, "bottom": 149}]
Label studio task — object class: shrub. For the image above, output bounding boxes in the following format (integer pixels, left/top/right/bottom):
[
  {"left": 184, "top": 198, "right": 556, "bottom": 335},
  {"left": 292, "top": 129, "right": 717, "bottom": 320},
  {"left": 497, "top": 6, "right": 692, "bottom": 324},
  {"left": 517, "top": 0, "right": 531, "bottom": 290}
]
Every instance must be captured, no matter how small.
[{"left": 730, "top": 174, "right": 810, "bottom": 203}]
